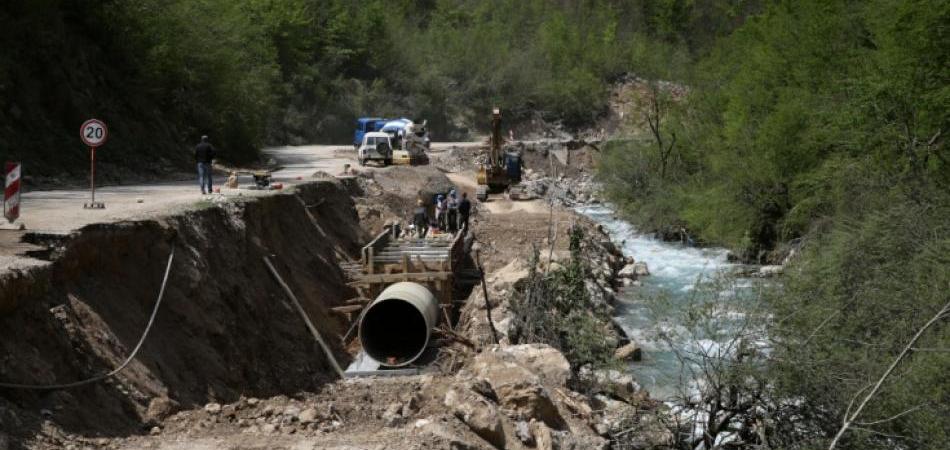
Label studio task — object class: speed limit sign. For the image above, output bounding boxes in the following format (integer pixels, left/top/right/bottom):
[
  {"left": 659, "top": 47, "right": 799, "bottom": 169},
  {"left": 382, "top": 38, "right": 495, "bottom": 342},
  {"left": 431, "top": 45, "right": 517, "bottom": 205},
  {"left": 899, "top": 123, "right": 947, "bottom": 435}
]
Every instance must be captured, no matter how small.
[
  {"left": 80, "top": 119, "right": 108, "bottom": 147},
  {"left": 80, "top": 118, "right": 108, "bottom": 209}
]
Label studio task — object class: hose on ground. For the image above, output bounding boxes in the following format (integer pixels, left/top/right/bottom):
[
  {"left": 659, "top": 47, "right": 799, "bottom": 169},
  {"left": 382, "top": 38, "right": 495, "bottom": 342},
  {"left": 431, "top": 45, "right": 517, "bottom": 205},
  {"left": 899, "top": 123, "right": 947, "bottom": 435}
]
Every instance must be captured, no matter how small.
[
  {"left": 262, "top": 255, "right": 345, "bottom": 378},
  {"left": 0, "top": 246, "right": 176, "bottom": 391}
]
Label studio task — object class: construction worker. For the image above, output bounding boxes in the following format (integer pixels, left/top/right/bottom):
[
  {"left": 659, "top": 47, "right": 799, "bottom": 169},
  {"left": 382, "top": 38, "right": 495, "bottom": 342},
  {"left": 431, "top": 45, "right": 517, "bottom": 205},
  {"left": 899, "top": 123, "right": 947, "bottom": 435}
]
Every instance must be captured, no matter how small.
[
  {"left": 458, "top": 192, "right": 472, "bottom": 232},
  {"left": 446, "top": 190, "right": 459, "bottom": 233},
  {"left": 194, "top": 135, "right": 216, "bottom": 194},
  {"left": 412, "top": 199, "right": 429, "bottom": 238},
  {"left": 435, "top": 194, "right": 447, "bottom": 232}
]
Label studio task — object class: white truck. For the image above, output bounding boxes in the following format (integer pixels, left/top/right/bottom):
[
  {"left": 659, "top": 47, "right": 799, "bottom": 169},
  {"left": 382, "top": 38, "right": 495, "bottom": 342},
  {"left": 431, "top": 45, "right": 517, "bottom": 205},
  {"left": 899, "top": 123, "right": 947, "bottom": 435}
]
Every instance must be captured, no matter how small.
[{"left": 357, "top": 132, "right": 393, "bottom": 166}]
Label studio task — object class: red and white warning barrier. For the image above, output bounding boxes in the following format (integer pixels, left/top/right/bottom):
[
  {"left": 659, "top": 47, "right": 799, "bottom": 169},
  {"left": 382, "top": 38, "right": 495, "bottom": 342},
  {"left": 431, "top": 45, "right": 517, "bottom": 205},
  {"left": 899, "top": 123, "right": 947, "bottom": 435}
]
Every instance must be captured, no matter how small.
[{"left": 4, "top": 162, "right": 21, "bottom": 223}]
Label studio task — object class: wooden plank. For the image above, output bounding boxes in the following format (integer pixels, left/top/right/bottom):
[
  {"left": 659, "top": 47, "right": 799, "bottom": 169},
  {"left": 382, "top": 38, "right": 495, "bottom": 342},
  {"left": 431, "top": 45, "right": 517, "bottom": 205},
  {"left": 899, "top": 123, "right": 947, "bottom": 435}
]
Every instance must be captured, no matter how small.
[
  {"left": 348, "top": 271, "right": 452, "bottom": 285},
  {"left": 331, "top": 305, "right": 364, "bottom": 314},
  {"left": 344, "top": 369, "right": 419, "bottom": 378}
]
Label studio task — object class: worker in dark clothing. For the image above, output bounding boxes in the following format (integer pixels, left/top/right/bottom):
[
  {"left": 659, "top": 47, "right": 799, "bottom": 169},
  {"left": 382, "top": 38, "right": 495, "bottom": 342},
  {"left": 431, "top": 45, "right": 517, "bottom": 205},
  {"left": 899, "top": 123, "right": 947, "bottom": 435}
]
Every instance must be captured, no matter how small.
[
  {"left": 446, "top": 190, "right": 459, "bottom": 233},
  {"left": 194, "top": 135, "right": 216, "bottom": 194},
  {"left": 411, "top": 199, "right": 429, "bottom": 238},
  {"left": 458, "top": 192, "right": 472, "bottom": 232}
]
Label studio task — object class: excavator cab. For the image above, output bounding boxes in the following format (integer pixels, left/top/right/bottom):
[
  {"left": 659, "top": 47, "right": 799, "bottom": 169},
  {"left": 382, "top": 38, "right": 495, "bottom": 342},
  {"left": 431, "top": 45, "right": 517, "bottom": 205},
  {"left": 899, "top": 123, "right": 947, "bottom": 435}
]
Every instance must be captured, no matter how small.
[{"left": 476, "top": 108, "right": 516, "bottom": 201}]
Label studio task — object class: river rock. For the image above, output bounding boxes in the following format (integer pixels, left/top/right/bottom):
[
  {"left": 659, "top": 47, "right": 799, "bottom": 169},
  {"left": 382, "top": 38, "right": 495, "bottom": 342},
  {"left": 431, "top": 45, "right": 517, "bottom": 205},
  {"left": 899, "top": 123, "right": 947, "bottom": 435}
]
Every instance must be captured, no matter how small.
[
  {"left": 755, "top": 265, "right": 784, "bottom": 278},
  {"left": 633, "top": 262, "right": 650, "bottom": 276},
  {"left": 618, "top": 263, "right": 638, "bottom": 279},
  {"left": 579, "top": 366, "right": 640, "bottom": 401},
  {"left": 614, "top": 342, "right": 642, "bottom": 361}
]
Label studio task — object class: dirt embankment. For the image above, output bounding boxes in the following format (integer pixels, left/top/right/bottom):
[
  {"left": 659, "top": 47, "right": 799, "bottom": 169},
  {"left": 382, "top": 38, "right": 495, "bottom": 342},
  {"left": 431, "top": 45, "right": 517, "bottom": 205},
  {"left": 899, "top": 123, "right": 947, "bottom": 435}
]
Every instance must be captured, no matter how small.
[{"left": 0, "top": 180, "right": 366, "bottom": 447}]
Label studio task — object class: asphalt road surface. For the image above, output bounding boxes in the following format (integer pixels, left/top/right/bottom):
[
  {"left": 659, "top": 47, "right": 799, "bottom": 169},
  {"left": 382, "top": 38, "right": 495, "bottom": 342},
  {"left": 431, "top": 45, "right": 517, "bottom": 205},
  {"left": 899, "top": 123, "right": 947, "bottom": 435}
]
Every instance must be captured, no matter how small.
[{"left": 0, "top": 142, "right": 480, "bottom": 271}]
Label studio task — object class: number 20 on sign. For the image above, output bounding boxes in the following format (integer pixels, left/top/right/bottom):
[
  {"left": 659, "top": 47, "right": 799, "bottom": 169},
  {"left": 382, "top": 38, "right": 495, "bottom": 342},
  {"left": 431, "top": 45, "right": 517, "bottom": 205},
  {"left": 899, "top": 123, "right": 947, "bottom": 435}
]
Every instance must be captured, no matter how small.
[{"left": 80, "top": 119, "right": 108, "bottom": 209}]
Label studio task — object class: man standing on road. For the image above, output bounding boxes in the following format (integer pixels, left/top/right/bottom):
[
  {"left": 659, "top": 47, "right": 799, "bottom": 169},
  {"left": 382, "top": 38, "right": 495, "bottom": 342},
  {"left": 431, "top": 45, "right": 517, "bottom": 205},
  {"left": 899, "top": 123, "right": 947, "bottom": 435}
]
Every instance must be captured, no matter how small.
[
  {"left": 195, "top": 135, "right": 216, "bottom": 194},
  {"left": 458, "top": 192, "right": 472, "bottom": 232}
]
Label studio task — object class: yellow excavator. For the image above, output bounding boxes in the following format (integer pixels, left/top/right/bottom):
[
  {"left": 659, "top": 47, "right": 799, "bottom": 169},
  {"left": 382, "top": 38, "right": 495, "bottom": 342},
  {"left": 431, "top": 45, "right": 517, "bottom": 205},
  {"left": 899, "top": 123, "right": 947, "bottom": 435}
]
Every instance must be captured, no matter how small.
[{"left": 475, "top": 108, "right": 523, "bottom": 201}]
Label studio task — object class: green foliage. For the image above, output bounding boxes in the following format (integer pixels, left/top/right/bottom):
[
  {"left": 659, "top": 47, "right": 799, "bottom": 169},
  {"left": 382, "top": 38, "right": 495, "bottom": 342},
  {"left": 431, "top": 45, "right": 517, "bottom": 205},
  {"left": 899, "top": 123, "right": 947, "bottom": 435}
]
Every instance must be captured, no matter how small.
[
  {"left": 767, "top": 182, "right": 950, "bottom": 449},
  {"left": 599, "top": 0, "right": 948, "bottom": 260},
  {"left": 1, "top": 0, "right": 751, "bottom": 178},
  {"left": 596, "top": 1, "right": 949, "bottom": 446},
  {"left": 510, "top": 228, "right": 616, "bottom": 369}
]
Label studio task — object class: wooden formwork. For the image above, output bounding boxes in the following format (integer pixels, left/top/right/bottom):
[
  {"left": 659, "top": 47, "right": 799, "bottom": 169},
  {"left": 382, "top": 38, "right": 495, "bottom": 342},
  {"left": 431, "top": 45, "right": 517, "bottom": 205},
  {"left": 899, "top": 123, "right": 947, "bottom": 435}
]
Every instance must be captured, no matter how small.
[{"left": 339, "top": 228, "right": 467, "bottom": 324}]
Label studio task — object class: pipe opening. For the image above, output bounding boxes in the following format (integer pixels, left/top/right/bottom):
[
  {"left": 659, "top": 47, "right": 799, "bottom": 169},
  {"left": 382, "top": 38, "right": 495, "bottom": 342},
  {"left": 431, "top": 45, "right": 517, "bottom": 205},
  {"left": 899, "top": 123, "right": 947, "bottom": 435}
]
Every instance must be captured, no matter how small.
[{"left": 359, "top": 298, "right": 429, "bottom": 366}]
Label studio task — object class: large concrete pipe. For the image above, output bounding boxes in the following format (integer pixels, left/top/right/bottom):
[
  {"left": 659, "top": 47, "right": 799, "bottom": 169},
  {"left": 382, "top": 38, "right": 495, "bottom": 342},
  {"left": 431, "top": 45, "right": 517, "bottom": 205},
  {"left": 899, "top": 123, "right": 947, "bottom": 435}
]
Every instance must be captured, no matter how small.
[{"left": 359, "top": 282, "right": 440, "bottom": 367}]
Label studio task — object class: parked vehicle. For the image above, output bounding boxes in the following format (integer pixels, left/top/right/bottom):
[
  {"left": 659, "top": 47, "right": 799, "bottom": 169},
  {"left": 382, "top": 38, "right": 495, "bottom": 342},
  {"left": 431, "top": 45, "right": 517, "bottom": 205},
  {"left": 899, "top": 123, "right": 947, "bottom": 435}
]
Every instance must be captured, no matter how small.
[
  {"left": 380, "top": 118, "right": 431, "bottom": 165},
  {"left": 354, "top": 117, "right": 386, "bottom": 148},
  {"left": 357, "top": 132, "right": 393, "bottom": 166}
]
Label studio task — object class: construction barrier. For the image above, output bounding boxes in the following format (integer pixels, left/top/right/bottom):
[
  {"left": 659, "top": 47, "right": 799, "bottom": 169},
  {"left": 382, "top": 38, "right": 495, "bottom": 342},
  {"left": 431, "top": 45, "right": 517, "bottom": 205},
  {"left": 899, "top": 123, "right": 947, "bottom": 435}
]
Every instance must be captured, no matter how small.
[{"left": 4, "top": 162, "right": 21, "bottom": 223}]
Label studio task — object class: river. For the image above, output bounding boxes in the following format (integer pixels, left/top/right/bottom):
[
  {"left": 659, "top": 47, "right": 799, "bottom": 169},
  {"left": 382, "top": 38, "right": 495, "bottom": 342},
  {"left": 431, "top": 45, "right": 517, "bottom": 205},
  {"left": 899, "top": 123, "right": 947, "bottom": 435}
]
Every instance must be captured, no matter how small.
[{"left": 577, "top": 205, "right": 756, "bottom": 400}]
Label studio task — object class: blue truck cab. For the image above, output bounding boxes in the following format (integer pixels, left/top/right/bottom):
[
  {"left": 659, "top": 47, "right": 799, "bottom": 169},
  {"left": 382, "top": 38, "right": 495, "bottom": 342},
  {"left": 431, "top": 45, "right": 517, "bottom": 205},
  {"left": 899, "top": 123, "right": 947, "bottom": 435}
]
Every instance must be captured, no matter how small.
[{"left": 354, "top": 117, "right": 386, "bottom": 147}]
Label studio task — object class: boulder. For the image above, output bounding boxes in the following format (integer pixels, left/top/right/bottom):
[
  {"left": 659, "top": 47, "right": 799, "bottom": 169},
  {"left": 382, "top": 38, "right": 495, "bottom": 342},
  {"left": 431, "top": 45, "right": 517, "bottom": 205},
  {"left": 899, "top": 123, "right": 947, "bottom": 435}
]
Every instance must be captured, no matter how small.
[
  {"left": 444, "top": 384, "right": 506, "bottom": 448},
  {"left": 579, "top": 367, "right": 640, "bottom": 401},
  {"left": 633, "top": 262, "right": 650, "bottom": 277},
  {"left": 755, "top": 265, "right": 784, "bottom": 278},
  {"left": 618, "top": 264, "right": 638, "bottom": 279},
  {"left": 621, "top": 278, "right": 641, "bottom": 287},
  {"left": 496, "top": 344, "right": 571, "bottom": 388},
  {"left": 414, "top": 416, "right": 496, "bottom": 450},
  {"left": 146, "top": 396, "right": 180, "bottom": 422},
  {"left": 585, "top": 280, "right": 610, "bottom": 309},
  {"left": 297, "top": 407, "right": 319, "bottom": 424},
  {"left": 532, "top": 420, "right": 555, "bottom": 450},
  {"left": 614, "top": 342, "right": 642, "bottom": 362},
  {"left": 553, "top": 430, "right": 610, "bottom": 450},
  {"left": 203, "top": 402, "right": 222, "bottom": 415},
  {"left": 590, "top": 394, "right": 633, "bottom": 436},
  {"left": 515, "top": 421, "right": 535, "bottom": 446},
  {"left": 381, "top": 403, "right": 403, "bottom": 427},
  {"left": 470, "top": 347, "right": 566, "bottom": 429}
]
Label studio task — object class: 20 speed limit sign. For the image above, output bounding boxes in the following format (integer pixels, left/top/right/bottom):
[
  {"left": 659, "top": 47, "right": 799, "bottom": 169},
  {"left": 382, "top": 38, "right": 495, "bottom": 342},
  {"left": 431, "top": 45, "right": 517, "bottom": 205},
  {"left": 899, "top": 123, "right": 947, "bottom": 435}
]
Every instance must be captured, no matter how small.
[{"left": 80, "top": 119, "right": 108, "bottom": 147}]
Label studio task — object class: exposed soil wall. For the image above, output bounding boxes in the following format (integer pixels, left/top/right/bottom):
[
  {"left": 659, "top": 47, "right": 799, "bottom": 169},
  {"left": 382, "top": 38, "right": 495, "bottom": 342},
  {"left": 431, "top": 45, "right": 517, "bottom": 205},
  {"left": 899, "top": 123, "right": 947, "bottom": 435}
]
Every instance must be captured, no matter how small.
[{"left": 0, "top": 180, "right": 366, "bottom": 443}]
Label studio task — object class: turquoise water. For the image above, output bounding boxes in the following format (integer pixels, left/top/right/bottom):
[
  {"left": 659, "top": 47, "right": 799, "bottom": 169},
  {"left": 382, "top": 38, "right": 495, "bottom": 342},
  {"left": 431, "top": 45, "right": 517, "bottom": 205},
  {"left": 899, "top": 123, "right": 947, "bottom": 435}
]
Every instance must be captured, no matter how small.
[{"left": 577, "top": 205, "right": 750, "bottom": 400}]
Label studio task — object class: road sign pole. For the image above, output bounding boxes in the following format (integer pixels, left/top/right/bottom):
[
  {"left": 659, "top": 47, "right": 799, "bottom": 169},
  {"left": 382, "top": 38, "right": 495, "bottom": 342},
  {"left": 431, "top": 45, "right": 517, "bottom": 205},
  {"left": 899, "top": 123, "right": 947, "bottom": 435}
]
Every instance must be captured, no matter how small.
[
  {"left": 90, "top": 147, "right": 96, "bottom": 204},
  {"left": 80, "top": 118, "right": 107, "bottom": 209},
  {"left": 84, "top": 146, "right": 105, "bottom": 209}
]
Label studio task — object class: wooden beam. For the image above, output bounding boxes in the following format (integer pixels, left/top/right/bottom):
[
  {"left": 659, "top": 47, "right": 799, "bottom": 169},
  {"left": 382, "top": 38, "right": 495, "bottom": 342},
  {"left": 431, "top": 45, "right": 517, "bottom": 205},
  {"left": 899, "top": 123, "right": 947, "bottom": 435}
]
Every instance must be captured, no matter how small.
[
  {"left": 347, "top": 271, "right": 452, "bottom": 285},
  {"left": 331, "top": 305, "right": 364, "bottom": 314}
]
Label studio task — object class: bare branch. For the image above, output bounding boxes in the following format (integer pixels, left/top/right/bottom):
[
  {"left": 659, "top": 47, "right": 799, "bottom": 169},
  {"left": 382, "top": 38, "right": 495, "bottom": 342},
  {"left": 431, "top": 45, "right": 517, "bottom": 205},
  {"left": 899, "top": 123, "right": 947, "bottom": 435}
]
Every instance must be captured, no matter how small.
[
  {"left": 829, "top": 298, "right": 950, "bottom": 449},
  {"left": 855, "top": 403, "right": 926, "bottom": 427}
]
